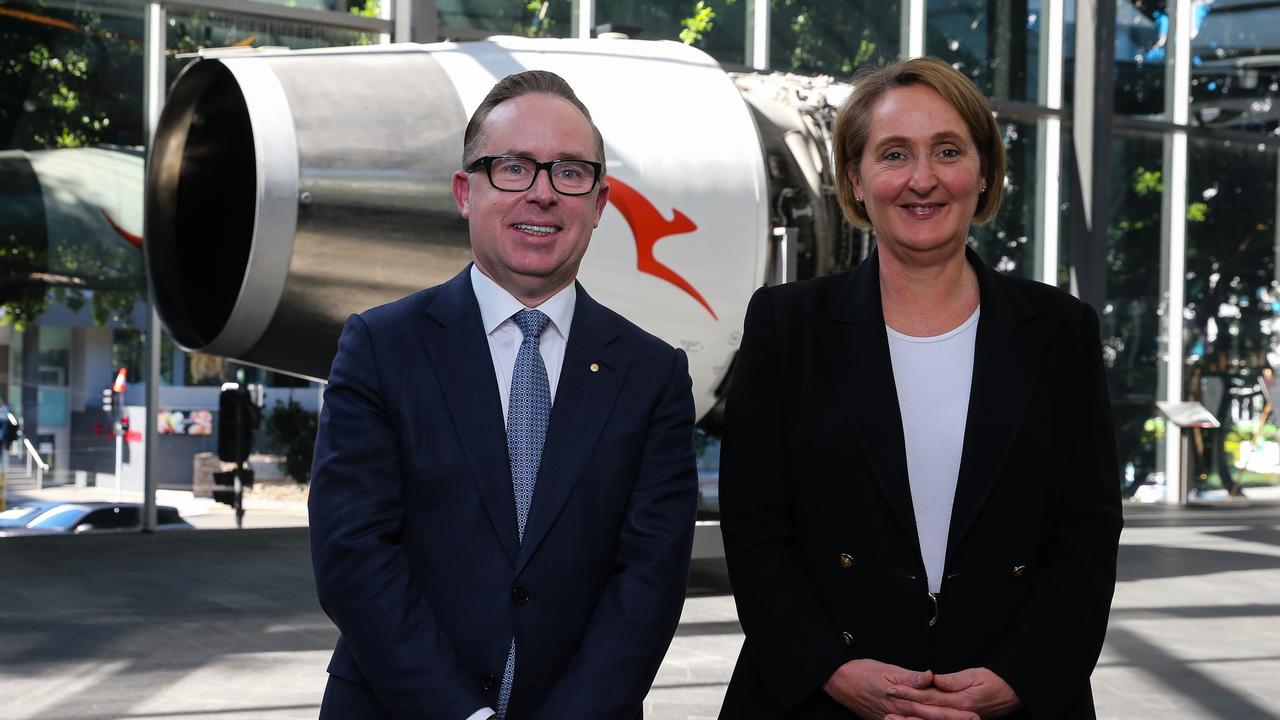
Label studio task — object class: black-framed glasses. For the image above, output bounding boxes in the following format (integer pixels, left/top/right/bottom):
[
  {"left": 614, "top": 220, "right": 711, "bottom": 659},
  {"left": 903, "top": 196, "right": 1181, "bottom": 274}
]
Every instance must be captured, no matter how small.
[{"left": 466, "top": 155, "right": 604, "bottom": 196}]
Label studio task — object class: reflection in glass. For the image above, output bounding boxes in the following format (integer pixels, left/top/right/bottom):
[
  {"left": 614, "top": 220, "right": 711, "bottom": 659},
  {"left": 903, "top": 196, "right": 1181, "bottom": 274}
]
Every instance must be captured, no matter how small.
[
  {"left": 166, "top": 8, "right": 378, "bottom": 70},
  {"left": 438, "top": 0, "right": 570, "bottom": 37},
  {"left": 1183, "top": 138, "right": 1280, "bottom": 497},
  {"left": 926, "top": 0, "right": 1041, "bottom": 101},
  {"left": 0, "top": 0, "right": 148, "bottom": 485},
  {"left": 595, "top": 0, "right": 745, "bottom": 65},
  {"left": 770, "top": 0, "right": 899, "bottom": 77},
  {"left": 1099, "top": 131, "right": 1165, "bottom": 495},
  {"left": 1112, "top": 0, "right": 1167, "bottom": 117},
  {"left": 1190, "top": 0, "right": 1280, "bottom": 134},
  {"left": 970, "top": 117, "right": 1038, "bottom": 279},
  {"left": 229, "top": 0, "right": 369, "bottom": 13},
  {"left": 1057, "top": 123, "right": 1076, "bottom": 288}
]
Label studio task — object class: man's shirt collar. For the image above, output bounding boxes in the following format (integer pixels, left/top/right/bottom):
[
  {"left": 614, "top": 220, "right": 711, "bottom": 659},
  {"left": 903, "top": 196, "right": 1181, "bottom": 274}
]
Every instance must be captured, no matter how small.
[{"left": 470, "top": 263, "right": 576, "bottom": 340}]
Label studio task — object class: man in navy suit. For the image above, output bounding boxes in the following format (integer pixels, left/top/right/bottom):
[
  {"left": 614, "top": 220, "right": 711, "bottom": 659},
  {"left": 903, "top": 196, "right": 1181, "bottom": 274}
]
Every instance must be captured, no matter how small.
[{"left": 308, "top": 70, "right": 699, "bottom": 720}]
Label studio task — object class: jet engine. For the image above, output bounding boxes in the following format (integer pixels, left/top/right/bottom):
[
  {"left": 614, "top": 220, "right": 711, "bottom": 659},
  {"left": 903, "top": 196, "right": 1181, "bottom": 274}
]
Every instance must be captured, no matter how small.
[{"left": 145, "top": 37, "right": 855, "bottom": 420}]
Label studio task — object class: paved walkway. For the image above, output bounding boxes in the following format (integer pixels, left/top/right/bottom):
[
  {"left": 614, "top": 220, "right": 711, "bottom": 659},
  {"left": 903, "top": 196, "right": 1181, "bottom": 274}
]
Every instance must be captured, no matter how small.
[{"left": 0, "top": 502, "right": 1277, "bottom": 719}]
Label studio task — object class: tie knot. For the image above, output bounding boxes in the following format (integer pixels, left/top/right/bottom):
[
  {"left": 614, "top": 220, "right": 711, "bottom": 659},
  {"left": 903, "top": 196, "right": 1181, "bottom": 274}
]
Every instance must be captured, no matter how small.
[{"left": 513, "top": 309, "right": 551, "bottom": 340}]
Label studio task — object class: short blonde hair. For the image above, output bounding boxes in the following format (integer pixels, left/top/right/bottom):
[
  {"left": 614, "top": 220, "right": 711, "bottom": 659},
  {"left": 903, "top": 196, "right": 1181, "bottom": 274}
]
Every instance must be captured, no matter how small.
[{"left": 833, "top": 57, "right": 1005, "bottom": 229}]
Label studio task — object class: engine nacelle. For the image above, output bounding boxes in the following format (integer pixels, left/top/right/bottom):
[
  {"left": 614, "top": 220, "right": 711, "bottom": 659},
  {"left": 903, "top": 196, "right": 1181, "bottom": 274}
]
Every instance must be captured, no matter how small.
[{"left": 146, "top": 37, "right": 851, "bottom": 419}]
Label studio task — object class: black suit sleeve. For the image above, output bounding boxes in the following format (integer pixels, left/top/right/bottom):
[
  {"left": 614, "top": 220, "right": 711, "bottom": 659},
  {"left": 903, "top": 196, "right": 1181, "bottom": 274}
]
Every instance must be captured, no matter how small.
[
  {"left": 530, "top": 347, "right": 699, "bottom": 720},
  {"left": 309, "top": 314, "right": 490, "bottom": 719},
  {"left": 719, "top": 287, "right": 855, "bottom": 712},
  {"left": 985, "top": 303, "right": 1123, "bottom": 718}
]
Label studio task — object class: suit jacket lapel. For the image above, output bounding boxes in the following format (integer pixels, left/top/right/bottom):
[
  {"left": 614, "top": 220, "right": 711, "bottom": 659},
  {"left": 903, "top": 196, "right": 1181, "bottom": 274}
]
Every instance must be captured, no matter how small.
[
  {"left": 419, "top": 267, "right": 521, "bottom": 566},
  {"left": 516, "top": 285, "right": 630, "bottom": 574},
  {"left": 945, "top": 249, "right": 1060, "bottom": 559},
  {"left": 817, "top": 252, "right": 921, "bottom": 554}
]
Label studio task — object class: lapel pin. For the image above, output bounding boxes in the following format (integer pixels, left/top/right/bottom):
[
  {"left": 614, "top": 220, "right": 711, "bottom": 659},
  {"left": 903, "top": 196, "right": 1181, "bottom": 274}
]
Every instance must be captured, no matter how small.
[{"left": 589, "top": 362, "right": 600, "bottom": 373}]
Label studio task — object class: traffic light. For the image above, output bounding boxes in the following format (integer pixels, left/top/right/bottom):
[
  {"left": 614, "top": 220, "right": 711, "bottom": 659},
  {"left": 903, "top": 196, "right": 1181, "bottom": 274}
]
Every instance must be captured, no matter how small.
[
  {"left": 101, "top": 388, "right": 113, "bottom": 414},
  {"left": 218, "top": 385, "right": 260, "bottom": 464},
  {"left": 211, "top": 468, "right": 254, "bottom": 520},
  {"left": 212, "top": 470, "right": 236, "bottom": 507},
  {"left": 216, "top": 381, "right": 261, "bottom": 529}
]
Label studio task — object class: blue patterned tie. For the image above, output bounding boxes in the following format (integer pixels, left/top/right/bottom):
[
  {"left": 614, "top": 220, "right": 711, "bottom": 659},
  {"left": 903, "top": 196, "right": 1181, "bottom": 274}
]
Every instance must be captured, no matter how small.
[{"left": 497, "top": 308, "right": 551, "bottom": 719}]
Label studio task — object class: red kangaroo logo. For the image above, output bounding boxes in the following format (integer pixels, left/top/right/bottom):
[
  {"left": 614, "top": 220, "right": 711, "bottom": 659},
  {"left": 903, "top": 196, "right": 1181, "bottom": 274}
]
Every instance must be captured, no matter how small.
[
  {"left": 607, "top": 177, "right": 717, "bottom": 320},
  {"left": 102, "top": 209, "right": 143, "bottom": 250}
]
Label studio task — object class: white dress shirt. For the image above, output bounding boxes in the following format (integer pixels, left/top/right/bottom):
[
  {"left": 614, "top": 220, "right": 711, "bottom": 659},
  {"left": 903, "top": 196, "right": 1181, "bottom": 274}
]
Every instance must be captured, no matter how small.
[
  {"left": 470, "top": 264, "right": 574, "bottom": 423},
  {"left": 464, "top": 264, "right": 575, "bottom": 720}
]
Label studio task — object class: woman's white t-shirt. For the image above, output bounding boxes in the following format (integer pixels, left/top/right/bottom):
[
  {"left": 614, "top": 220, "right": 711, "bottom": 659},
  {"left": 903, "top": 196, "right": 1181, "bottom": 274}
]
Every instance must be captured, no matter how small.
[{"left": 885, "top": 306, "right": 980, "bottom": 593}]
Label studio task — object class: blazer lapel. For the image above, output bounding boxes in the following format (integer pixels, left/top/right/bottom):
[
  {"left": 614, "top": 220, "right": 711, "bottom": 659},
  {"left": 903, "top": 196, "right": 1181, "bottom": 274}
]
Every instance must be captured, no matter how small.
[
  {"left": 945, "top": 249, "right": 1060, "bottom": 559},
  {"left": 817, "top": 252, "right": 921, "bottom": 554},
  {"left": 516, "top": 285, "right": 630, "bottom": 574},
  {"left": 419, "top": 267, "right": 521, "bottom": 567}
]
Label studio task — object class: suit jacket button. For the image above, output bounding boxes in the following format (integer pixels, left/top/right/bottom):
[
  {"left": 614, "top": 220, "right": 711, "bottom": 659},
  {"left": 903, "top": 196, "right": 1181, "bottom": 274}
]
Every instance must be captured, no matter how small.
[
  {"left": 481, "top": 674, "right": 498, "bottom": 692},
  {"left": 841, "top": 631, "right": 855, "bottom": 648},
  {"left": 839, "top": 553, "right": 855, "bottom": 570},
  {"left": 1011, "top": 565, "right": 1027, "bottom": 580},
  {"left": 512, "top": 585, "right": 531, "bottom": 604}
]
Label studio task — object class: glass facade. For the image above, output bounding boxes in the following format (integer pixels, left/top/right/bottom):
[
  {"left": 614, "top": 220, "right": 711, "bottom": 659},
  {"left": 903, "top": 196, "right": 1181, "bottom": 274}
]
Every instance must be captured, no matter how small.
[
  {"left": 439, "top": 0, "right": 571, "bottom": 36},
  {"left": 969, "top": 116, "right": 1039, "bottom": 279},
  {"left": 1190, "top": 0, "right": 1280, "bottom": 133},
  {"left": 1, "top": 0, "right": 147, "bottom": 484},
  {"left": 166, "top": 7, "right": 379, "bottom": 57},
  {"left": 0, "top": 0, "right": 348, "bottom": 495},
  {"left": 1113, "top": 0, "right": 1166, "bottom": 117},
  {"left": 243, "top": 0, "right": 371, "bottom": 13},
  {"left": 1183, "top": 137, "right": 1280, "bottom": 495},
  {"left": 770, "top": 0, "right": 900, "bottom": 76},
  {"left": 1102, "top": 130, "right": 1166, "bottom": 495},
  {"left": 927, "top": 0, "right": 1042, "bottom": 101},
  {"left": 4, "top": 0, "right": 1280, "bottom": 512},
  {"left": 596, "top": 0, "right": 745, "bottom": 65}
]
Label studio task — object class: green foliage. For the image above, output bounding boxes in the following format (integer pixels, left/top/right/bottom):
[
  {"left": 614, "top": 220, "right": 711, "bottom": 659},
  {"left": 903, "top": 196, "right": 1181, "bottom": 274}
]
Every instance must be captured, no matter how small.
[
  {"left": 349, "top": 0, "right": 380, "bottom": 18},
  {"left": 263, "top": 398, "right": 318, "bottom": 485},
  {"left": 771, "top": 0, "right": 891, "bottom": 76},
  {"left": 347, "top": 0, "right": 380, "bottom": 45},
  {"left": 1132, "top": 167, "right": 1163, "bottom": 196},
  {"left": 520, "top": 1, "right": 557, "bottom": 38},
  {"left": 851, "top": 38, "right": 878, "bottom": 68},
  {"left": 1126, "top": 166, "right": 1203, "bottom": 224},
  {"left": 679, "top": 1, "right": 716, "bottom": 45}
]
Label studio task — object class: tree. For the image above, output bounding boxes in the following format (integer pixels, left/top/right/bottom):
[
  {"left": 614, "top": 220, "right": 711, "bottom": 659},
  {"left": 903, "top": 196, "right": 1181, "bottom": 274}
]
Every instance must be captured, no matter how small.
[{"left": 263, "top": 398, "right": 319, "bottom": 485}]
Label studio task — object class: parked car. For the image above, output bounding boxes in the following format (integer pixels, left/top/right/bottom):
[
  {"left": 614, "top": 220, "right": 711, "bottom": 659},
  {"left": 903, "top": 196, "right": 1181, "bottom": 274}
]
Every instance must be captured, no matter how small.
[
  {"left": 0, "top": 501, "right": 62, "bottom": 528},
  {"left": 0, "top": 502, "right": 193, "bottom": 537}
]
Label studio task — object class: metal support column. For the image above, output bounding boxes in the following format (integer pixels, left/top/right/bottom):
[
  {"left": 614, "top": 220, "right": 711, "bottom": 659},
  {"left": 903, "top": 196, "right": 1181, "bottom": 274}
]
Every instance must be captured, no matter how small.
[
  {"left": 901, "top": 0, "right": 925, "bottom": 59},
  {"left": 393, "top": 0, "right": 436, "bottom": 43},
  {"left": 1160, "top": 0, "right": 1192, "bottom": 504},
  {"left": 142, "top": 1, "right": 166, "bottom": 532},
  {"left": 571, "top": 0, "right": 594, "bottom": 39},
  {"left": 1067, "top": 0, "right": 1115, "bottom": 310},
  {"left": 746, "top": 0, "right": 769, "bottom": 70},
  {"left": 1035, "top": 0, "right": 1064, "bottom": 287}
]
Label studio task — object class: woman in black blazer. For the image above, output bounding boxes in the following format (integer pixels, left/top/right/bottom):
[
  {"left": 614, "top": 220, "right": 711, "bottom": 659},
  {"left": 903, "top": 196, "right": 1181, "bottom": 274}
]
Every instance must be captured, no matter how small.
[{"left": 718, "top": 57, "right": 1122, "bottom": 720}]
